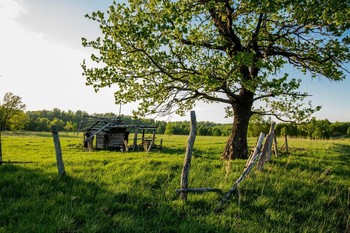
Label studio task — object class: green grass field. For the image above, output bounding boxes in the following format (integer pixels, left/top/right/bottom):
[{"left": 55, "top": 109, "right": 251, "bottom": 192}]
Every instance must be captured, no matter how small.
[{"left": 0, "top": 132, "right": 349, "bottom": 232}]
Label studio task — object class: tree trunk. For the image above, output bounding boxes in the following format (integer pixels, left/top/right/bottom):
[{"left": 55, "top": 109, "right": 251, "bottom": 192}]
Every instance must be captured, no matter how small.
[{"left": 222, "top": 103, "right": 252, "bottom": 160}]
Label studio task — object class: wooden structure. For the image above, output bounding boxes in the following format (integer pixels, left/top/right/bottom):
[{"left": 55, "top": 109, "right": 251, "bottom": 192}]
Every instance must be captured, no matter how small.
[{"left": 77, "top": 115, "right": 157, "bottom": 152}]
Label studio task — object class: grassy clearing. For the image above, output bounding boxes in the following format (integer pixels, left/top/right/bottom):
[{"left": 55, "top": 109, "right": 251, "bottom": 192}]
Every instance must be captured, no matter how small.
[{"left": 0, "top": 132, "right": 349, "bottom": 232}]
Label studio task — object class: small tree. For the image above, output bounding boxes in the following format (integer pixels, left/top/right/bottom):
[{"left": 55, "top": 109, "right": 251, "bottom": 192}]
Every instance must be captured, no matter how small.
[
  {"left": 164, "top": 122, "right": 175, "bottom": 135},
  {"left": 346, "top": 127, "right": 350, "bottom": 137},
  {"left": 37, "top": 117, "right": 50, "bottom": 131},
  {"left": 312, "top": 127, "right": 323, "bottom": 140},
  {"left": 64, "top": 121, "right": 74, "bottom": 134},
  {"left": 280, "top": 127, "right": 288, "bottom": 137},
  {"left": 8, "top": 111, "right": 29, "bottom": 131},
  {"left": 50, "top": 118, "right": 65, "bottom": 131},
  {"left": 0, "top": 92, "right": 26, "bottom": 130}
]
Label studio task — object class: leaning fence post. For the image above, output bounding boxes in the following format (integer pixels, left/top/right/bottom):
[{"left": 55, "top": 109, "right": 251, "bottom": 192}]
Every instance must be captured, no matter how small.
[
  {"left": 180, "top": 111, "right": 197, "bottom": 201},
  {"left": 222, "top": 132, "right": 265, "bottom": 203},
  {"left": 51, "top": 125, "right": 65, "bottom": 175},
  {"left": 258, "top": 122, "right": 276, "bottom": 170},
  {"left": 273, "top": 133, "right": 278, "bottom": 157},
  {"left": 266, "top": 122, "right": 276, "bottom": 162},
  {"left": 246, "top": 132, "right": 265, "bottom": 167}
]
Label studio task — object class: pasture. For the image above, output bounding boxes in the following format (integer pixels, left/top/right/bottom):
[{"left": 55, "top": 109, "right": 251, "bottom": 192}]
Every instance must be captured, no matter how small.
[{"left": 0, "top": 132, "right": 349, "bottom": 232}]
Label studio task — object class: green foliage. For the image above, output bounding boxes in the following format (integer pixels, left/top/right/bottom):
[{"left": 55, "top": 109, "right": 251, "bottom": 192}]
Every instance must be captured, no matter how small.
[
  {"left": 8, "top": 111, "right": 29, "bottom": 131},
  {"left": 13, "top": 108, "right": 350, "bottom": 139},
  {"left": 247, "top": 115, "right": 270, "bottom": 137},
  {"left": 82, "top": 0, "right": 349, "bottom": 121},
  {"left": 0, "top": 133, "right": 349, "bottom": 232},
  {"left": 50, "top": 118, "right": 65, "bottom": 131},
  {"left": 164, "top": 122, "right": 175, "bottom": 135},
  {"left": 82, "top": 0, "right": 350, "bottom": 159},
  {"left": 299, "top": 117, "right": 332, "bottom": 139},
  {"left": 64, "top": 121, "right": 74, "bottom": 133},
  {"left": 0, "top": 92, "right": 26, "bottom": 130}
]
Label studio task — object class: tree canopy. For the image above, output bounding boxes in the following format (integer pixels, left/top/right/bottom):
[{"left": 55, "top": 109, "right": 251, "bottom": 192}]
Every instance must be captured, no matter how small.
[
  {"left": 0, "top": 92, "right": 27, "bottom": 130},
  {"left": 82, "top": 0, "right": 350, "bottom": 159}
]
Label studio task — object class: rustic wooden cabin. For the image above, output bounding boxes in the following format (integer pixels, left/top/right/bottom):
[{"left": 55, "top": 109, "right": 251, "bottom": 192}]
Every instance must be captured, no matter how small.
[{"left": 77, "top": 115, "right": 158, "bottom": 151}]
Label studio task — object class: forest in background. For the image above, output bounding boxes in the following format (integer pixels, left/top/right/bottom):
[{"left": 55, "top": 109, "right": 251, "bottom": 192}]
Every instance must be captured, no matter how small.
[{"left": 2, "top": 108, "right": 350, "bottom": 139}]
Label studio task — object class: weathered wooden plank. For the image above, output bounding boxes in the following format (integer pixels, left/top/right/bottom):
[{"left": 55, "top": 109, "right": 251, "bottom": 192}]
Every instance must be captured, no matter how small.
[
  {"left": 176, "top": 188, "right": 223, "bottom": 194},
  {"left": 284, "top": 133, "right": 289, "bottom": 153},
  {"left": 147, "top": 129, "right": 156, "bottom": 152},
  {"left": 51, "top": 125, "right": 65, "bottom": 175},
  {"left": 258, "top": 122, "right": 275, "bottom": 169},
  {"left": 133, "top": 128, "right": 138, "bottom": 151},
  {"left": 273, "top": 133, "right": 278, "bottom": 157},
  {"left": 245, "top": 132, "right": 265, "bottom": 167},
  {"left": 222, "top": 133, "right": 265, "bottom": 203}
]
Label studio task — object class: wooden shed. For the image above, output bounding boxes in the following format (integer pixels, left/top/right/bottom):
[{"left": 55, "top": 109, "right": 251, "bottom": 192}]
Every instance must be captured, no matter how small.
[{"left": 77, "top": 115, "right": 158, "bottom": 151}]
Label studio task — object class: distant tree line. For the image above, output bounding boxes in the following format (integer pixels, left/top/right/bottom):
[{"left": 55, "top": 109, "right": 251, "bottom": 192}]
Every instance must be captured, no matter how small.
[
  {"left": 2, "top": 108, "right": 350, "bottom": 139},
  {"left": 164, "top": 116, "right": 350, "bottom": 139},
  {"left": 0, "top": 93, "right": 349, "bottom": 139}
]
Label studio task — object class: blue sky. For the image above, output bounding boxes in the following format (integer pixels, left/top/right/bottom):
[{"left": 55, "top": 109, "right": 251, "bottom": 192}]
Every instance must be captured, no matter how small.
[{"left": 0, "top": 0, "right": 349, "bottom": 123}]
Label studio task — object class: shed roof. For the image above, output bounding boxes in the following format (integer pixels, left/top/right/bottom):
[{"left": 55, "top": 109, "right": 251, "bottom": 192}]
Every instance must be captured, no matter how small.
[{"left": 77, "top": 115, "right": 157, "bottom": 133}]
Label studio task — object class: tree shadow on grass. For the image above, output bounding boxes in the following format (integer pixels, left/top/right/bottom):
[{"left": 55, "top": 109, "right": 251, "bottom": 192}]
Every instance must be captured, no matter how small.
[
  {"left": 224, "top": 155, "right": 350, "bottom": 232},
  {"left": 160, "top": 147, "right": 186, "bottom": 155},
  {"left": 160, "top": 147, "right": 221, "bottom": 161},
  {"left": 0, "top": 164, "right": 228, "bottom": 233}
]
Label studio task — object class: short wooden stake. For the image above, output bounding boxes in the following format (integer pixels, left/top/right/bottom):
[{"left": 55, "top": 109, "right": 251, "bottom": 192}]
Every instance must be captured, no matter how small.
[
  {"left": 133, "top": 128, "right": 138, "bottom": 151},
  {"left": 268, "top": 122, "right": 276, "bottom": 157},
  {"left": 159, "top": 139, "right": 163, "bottom": 150},
  {"left": 176, "top": 188, "right": 223, "bottom": 194},
  {"left": 273, "top": 133, "right": 278, "bottom": 157},
  {"left": 51, "top": 126, "right": 66, "bottom": 175},
  {"left": 284, "top": 133, "right": 289, "bottom": 153},
  {"left": 180, "top": 111, "right": 197, "bottom": 201}
]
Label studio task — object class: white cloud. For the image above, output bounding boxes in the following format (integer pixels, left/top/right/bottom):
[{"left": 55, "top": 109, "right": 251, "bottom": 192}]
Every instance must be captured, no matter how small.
[
  {"left": 0, "top": 0, "right": 24, "bottom": 21},
  {"left": 0, "top": 1, "right": 120, "bottom": 114}
]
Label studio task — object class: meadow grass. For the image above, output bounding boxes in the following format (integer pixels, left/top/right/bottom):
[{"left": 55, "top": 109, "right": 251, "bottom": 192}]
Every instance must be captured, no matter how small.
[{"left": 0, "top": 132, "right": 349, "bottom": 232}]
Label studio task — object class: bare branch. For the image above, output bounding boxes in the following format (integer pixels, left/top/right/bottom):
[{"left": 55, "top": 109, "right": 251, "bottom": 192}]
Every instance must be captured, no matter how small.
[{"left": 252, "top": 111, "right": 296, "bottom": 123}]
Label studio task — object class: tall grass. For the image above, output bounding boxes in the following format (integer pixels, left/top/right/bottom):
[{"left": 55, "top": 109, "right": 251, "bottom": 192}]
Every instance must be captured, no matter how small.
[{"left": 0, "top": 132, "right": 349, "bottom": 232}]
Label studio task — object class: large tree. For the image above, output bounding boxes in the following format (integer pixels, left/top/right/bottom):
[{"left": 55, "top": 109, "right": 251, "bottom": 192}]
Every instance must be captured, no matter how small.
[{"left": 82, "top": 0, "right": 350, "bottom": 159}]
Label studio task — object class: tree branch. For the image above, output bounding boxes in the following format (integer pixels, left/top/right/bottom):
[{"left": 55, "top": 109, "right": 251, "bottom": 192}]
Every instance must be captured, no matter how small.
[
  {"left": 251, "top": 111, "right": 296, "bottom": 123},
  {"left": 178, "top": 38, "right": 227, "bottom": 51}
]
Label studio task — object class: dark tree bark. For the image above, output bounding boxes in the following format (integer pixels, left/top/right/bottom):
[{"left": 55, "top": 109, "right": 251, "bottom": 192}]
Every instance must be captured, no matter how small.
[{"left": 222, "top": 97, "right": 253, "bottom": 160}]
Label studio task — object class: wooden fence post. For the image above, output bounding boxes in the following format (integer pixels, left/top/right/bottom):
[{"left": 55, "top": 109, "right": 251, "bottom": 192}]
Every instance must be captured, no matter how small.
[
  {"left": 246, "top": 132, "right": 265, "bottom": 167},
  {"left": 133, "top": 127, "right": 138, "bottom": 151},
  {"left": 180, "top": 111, "right": 197, "bottom": 201},
  {"left": 51, "top": 125, "right": 66, "bottom": 175},
  {"left": 159, "top": 139, "right": 163, "bottom": 150},
  {"left": 147, "top": 129, "right": 156, "bottom": 152},
  {"left": 284, "top": 133, "right": 289, "bottom": 153},
  {"left": 273, "top": 133, "right": 278, "bottom": 157},
  {"left": 258, "top": 122, "right": 276, "bottom": 170}
]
